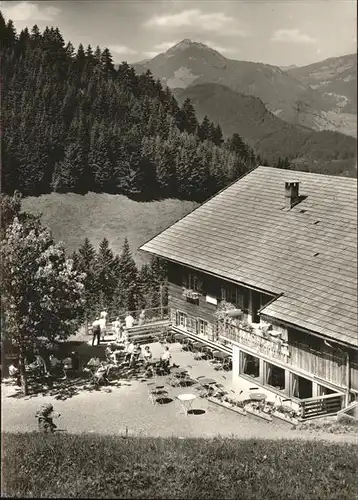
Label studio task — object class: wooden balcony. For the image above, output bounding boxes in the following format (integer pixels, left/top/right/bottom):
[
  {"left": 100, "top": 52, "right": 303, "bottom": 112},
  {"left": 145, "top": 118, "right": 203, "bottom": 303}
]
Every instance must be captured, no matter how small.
[{"left": 219, "top": 322, "right": 291, "bottom": 364}]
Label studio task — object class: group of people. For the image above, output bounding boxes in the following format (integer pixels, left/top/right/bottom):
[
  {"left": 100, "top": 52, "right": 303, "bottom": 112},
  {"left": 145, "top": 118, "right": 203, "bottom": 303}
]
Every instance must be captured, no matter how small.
[
  {"left": 104, "top": 338, "right": 172, "bottom": 374},
  {"left": 91, "top": 310, "right": 146, "bottom": 346},
  {"left": 7, "top": 350, "right": 80, "bottom": 385}
]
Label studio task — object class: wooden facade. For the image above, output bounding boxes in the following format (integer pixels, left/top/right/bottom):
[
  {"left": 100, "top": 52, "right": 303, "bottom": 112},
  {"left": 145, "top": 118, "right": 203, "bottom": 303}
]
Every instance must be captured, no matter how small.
[{"left": 167, "top": 261, "right": 358, "bottom": 403}]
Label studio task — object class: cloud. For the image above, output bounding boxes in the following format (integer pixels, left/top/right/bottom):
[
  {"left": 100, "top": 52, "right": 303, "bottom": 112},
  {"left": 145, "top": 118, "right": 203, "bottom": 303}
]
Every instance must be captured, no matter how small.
[
  {"left": 109, "top": 45, "right": 138, "bottom": 55},
  {"left": 144, "top": 9, "right": 247, "bottom": 37},
  {"left": 154, "top": 41, "right": 179, "bottom": 51},
  {"left": 271, "top": 29, "right": 316, "bottom": 44},
  {"left": 1, "top": 1, "right": 60, "bottom": 22},
  {"left": 202, "top": 40, "right": 236, "bottom": 54},
  {"left": 142, "top": 51, "right": 160, "bottom": 59}
]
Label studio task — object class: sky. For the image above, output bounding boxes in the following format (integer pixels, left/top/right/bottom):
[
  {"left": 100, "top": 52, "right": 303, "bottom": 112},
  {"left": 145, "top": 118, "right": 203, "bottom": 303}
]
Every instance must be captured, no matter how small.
[{"left": 1, "top": 0, "right": 356, "bottom": 66}]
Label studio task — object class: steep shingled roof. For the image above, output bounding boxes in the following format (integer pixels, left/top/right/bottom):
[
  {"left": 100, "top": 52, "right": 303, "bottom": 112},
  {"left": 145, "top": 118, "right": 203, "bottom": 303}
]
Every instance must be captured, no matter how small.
[{"left": 140, "top": 167, "right": 357, "bottom": 347}]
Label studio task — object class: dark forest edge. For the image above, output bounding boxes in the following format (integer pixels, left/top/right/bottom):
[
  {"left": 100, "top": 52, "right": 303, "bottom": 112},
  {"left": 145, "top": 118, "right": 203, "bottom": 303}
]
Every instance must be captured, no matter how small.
[{"left": 1, "top": 14, "right": 356, "bottom": 205}]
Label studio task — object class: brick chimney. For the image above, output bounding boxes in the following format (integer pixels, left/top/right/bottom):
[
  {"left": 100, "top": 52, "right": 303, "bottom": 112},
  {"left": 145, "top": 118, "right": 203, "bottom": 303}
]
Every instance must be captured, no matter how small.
[{"left": 285, "top": 181, "right": 300, "bottom": 209}]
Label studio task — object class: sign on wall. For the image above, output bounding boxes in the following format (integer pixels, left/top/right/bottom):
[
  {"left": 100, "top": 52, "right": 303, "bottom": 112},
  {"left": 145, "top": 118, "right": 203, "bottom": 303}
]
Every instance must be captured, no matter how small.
[{"left": 206, "top": 295, "right": 218, "bottom": 305}]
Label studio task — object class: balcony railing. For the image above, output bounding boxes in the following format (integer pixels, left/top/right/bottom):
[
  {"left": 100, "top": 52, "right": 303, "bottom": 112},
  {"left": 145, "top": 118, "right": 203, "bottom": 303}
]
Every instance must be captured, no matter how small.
[
  {"left": 219, "top": 321, "right": 291, "bottom": 363},
  {"left": 300, "top": 393, "right": 344, "bottom": 419}
]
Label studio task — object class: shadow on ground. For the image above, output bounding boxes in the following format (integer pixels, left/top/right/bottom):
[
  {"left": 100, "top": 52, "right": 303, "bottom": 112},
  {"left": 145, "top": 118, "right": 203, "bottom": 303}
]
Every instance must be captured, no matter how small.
[{"left": 5, "top": 340, "right": 167, "bottom": 401}]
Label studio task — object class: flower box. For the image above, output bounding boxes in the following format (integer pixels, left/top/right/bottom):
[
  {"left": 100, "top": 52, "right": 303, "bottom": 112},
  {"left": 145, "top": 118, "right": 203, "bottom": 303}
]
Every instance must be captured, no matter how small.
[
  {"left": 272, "top": 410, "right": 299, "bottom": 426},
  {"left": 182, "top": 288, "right": 201, "bottom": 300},
  {"left": 208, "top": 396, "right": 247, "bottom": 416},
  {"left": 244, "top": 403, "right": 272, "bottom": 422}
]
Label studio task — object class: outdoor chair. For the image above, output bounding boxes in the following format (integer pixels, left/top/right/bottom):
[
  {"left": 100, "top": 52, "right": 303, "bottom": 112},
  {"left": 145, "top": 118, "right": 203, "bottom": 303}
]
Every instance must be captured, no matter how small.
[
  {"left": 181, "top": 338, "right": 193, "bottom": 352},
  {"left": 147, "top": 382, "right": 168, "bottom": 405}
]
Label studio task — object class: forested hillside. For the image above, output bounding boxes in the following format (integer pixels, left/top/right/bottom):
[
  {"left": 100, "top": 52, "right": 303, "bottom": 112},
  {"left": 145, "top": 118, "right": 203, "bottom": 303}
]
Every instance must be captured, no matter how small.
[
  {"left": 1, "top": 14, "right": 257, "bottom": 202},
  {"left": 174, "top": 83, "right": 357, "bottom": 176}
]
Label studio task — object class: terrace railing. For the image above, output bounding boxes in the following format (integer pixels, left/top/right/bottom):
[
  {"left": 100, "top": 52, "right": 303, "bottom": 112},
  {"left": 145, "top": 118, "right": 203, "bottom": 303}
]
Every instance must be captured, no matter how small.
[
  {"left": 299, "top": 393, "right": 344, "bottom": 419},
  {"left": 219, "top": 321, "right": 291, "bottom": 364}
]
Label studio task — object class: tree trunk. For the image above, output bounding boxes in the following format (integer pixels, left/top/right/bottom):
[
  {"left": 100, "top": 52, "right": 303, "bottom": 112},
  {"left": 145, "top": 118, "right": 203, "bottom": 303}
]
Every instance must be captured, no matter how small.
[
  {"left": 19, "top": 346, "right": 28, "bottom": 395},
  {"left": 85, "top": 310, "right": 88, "bottom": 335}
]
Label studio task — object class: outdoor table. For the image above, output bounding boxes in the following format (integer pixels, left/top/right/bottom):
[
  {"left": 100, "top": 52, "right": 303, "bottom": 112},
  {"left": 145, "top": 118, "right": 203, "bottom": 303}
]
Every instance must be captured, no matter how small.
[
  {"left": 177, "top": 393, "right": 197, "bottom": 415},
  {"left": 174, "top": 334, "right": 185, "bottom": 343},
  {"left": 199, "top": 378, "right": 217, "bottom": 386},
  {"left": 147, "top": 358, "right": 161, "bottom": 366},
  {"left": 249, "top": 393, "right": 267, "bottom": 402},
  {"left": 171, "top": 367, "right": 188, "bottom": 377}
]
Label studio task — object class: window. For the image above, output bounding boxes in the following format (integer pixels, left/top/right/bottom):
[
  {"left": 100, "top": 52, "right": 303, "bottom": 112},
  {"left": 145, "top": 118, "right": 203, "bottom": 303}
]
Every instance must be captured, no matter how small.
[
  {"left": 186, "top": 317, "right": 197, "bottom": 334},
  {"left": 266, "top": 363, "right": 285, "bottom": 390},
  {"left": 292, "top": 374, "right": 312, "bottom": 399},
  {"left": 240, "top": 351, "right": 260, "bottom": 379},
  {"left": 177, "top": 311, "right": 187, "bottom": 329},
  {"left": 188, "top": 274, "right": 198, "bottom": 291},
  {"left": 198, "top": 319, "right": 208, "bottom": 336},
  {"left": 221, "top": 285, "right": 244, "bottom": 308},
  {"left": 318, "top": 385, "right": 335, "bottom": 396}
]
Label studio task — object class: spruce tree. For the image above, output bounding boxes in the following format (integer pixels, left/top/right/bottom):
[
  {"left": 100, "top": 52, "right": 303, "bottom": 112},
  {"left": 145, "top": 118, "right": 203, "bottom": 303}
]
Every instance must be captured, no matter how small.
[
  {"left": 94, "top": 238, "right": 116, "bottom": 311},
  {"left": 117, "top": 238, "right": 138, "bottom": 313}
]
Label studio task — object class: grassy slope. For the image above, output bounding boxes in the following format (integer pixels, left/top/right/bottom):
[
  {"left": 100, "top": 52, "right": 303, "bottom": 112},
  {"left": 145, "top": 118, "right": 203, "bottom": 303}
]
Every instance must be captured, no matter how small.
[
  {"left": 22, "top": 193, "right": 198, "bottom": 265},
  {"left": 2, "top": 433, "right": 358, "bottom": 499}
]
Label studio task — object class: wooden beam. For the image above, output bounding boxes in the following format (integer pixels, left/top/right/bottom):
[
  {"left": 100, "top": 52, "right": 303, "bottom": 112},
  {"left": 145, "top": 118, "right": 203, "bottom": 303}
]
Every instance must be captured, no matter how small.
[{"left": 346, "top": 351, "right": 351, "bottom": 407}]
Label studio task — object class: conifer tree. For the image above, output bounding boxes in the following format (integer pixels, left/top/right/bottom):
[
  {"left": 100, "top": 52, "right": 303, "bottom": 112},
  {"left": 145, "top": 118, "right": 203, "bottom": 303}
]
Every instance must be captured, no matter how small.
[
  {"left": 94, "top": 238, "right": 116, "bottom": 311},
  {"left": 117, "top": 238, "right": 138, "bottom": 313},
  {"left": 76, "top": 238, "right": 97, "bottom": 325}
]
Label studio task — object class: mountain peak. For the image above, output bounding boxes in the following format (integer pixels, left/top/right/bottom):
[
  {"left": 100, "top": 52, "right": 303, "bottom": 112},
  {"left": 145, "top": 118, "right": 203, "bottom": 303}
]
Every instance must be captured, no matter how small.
[{"left": 167, "top": 39, "right": 222, "bottom": 55}]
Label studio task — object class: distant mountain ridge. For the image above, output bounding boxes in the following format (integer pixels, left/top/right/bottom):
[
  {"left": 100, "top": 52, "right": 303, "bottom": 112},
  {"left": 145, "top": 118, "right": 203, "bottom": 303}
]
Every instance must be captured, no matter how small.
[
  {"left": 287, "top": 53, "right": 357, "bottom": 113},
  {"left": 132, "top": 40, "right": 356, "bottom": 137},
  {"left": 173, "top": 82, "right": 356, "bottom": 175}
]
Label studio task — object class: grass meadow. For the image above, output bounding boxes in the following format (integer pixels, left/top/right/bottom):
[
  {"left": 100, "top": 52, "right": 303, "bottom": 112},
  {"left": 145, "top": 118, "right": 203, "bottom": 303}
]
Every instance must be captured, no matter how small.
[
  {"left": 22, "top": 193, "right": 198, "bottom": 265},
  {"left": 2, "top": 433, "right": 358, "bottom": 499}
]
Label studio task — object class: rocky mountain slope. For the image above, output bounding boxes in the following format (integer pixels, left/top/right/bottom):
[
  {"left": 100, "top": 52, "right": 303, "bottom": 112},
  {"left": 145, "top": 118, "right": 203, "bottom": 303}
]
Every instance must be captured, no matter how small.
[
  {"left": 286, "top": 54, "right": 357, "bottom": 137},
  {"left": 287, "top": 54, "right": 356, "bottom": 113}
]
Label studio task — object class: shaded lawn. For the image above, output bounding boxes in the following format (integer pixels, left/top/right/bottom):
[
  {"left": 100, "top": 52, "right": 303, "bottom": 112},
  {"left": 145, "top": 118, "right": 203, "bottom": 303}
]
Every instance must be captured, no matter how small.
[{"left": 2, "top": 433, "right": 358, "bottom": 499}]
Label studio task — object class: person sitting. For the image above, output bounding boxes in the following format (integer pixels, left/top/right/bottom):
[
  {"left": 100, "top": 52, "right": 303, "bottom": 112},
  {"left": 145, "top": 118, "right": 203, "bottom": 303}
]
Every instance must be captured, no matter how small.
[
  {"left": 62, "top": 356, "right": 73, "bottom": 379},
  {"left": 8, "top": 362, "right": 21, "bottom": 386},
  {"left": 142, "top": 345, "right": 153, "bottom": 369},
  {"left": 70, "top": 351, "right": 80, "bottom": 371},
  {"left": 49, "top": 354, "right": 62, "bottom": 376},
  {"left": 36, "top": 403, "right": 58, "bottom": 431},
  {"left": 92, "top": 363, "right": 109, "bottom": 386},
  {"left": 129, "top": 345, "right": 142, "bottom": 367},
  {"left": 34, "top": 353, "right": 48, "bottom": 376},
  {"left": 105, "top": 345, "right": 113, "bottom": 363},
  {"left": 160, "top": 346, "right": 172, "bottom": 372},
  {"left": 142, "top": 345, "right": 153, "bottom": 363}
]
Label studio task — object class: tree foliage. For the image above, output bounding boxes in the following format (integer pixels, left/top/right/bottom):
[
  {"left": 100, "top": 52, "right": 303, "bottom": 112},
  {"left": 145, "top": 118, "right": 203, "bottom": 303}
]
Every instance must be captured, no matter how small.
[
  {"left": 1, "top": 17, "right": 257, "bottom": 202},
  {"left": 0, "top": 215, "right": 85, "bottom": 394}
]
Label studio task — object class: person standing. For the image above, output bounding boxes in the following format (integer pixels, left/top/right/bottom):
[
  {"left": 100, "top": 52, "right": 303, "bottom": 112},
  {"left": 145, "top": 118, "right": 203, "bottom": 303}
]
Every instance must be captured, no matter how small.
[
  {"left": 99, "top": 311, "right": 107, "bottom": 342},
  {"left": 92, "top": 318, "right": 101, "bottom": 346},
  {"left": 138, "top": 309, "right": 146, "bottom": 326},
  {"left": 113, "top": 317, "right": 122, "bottom": 341},
  {"left": 125, "top": 312, "right": 135, "bottom": 329},
  {"left": 125, "top": 340, "right": 135, "bottom": 363}
]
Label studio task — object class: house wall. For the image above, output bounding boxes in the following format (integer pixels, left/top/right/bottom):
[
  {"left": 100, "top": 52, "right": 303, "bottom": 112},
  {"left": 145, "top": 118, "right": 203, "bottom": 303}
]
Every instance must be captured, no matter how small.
[
  {"left": 167, "top": 262, "right": 270, "bottom": 326},
  {"left": 166, "top": 261, "right": 356, "bottom": 397},
  {"left": 288, "top": 329, "right": 347, "bottom": 388},
  {"left": 350, "top": 351, "right": 358, "bottom": 393}
]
